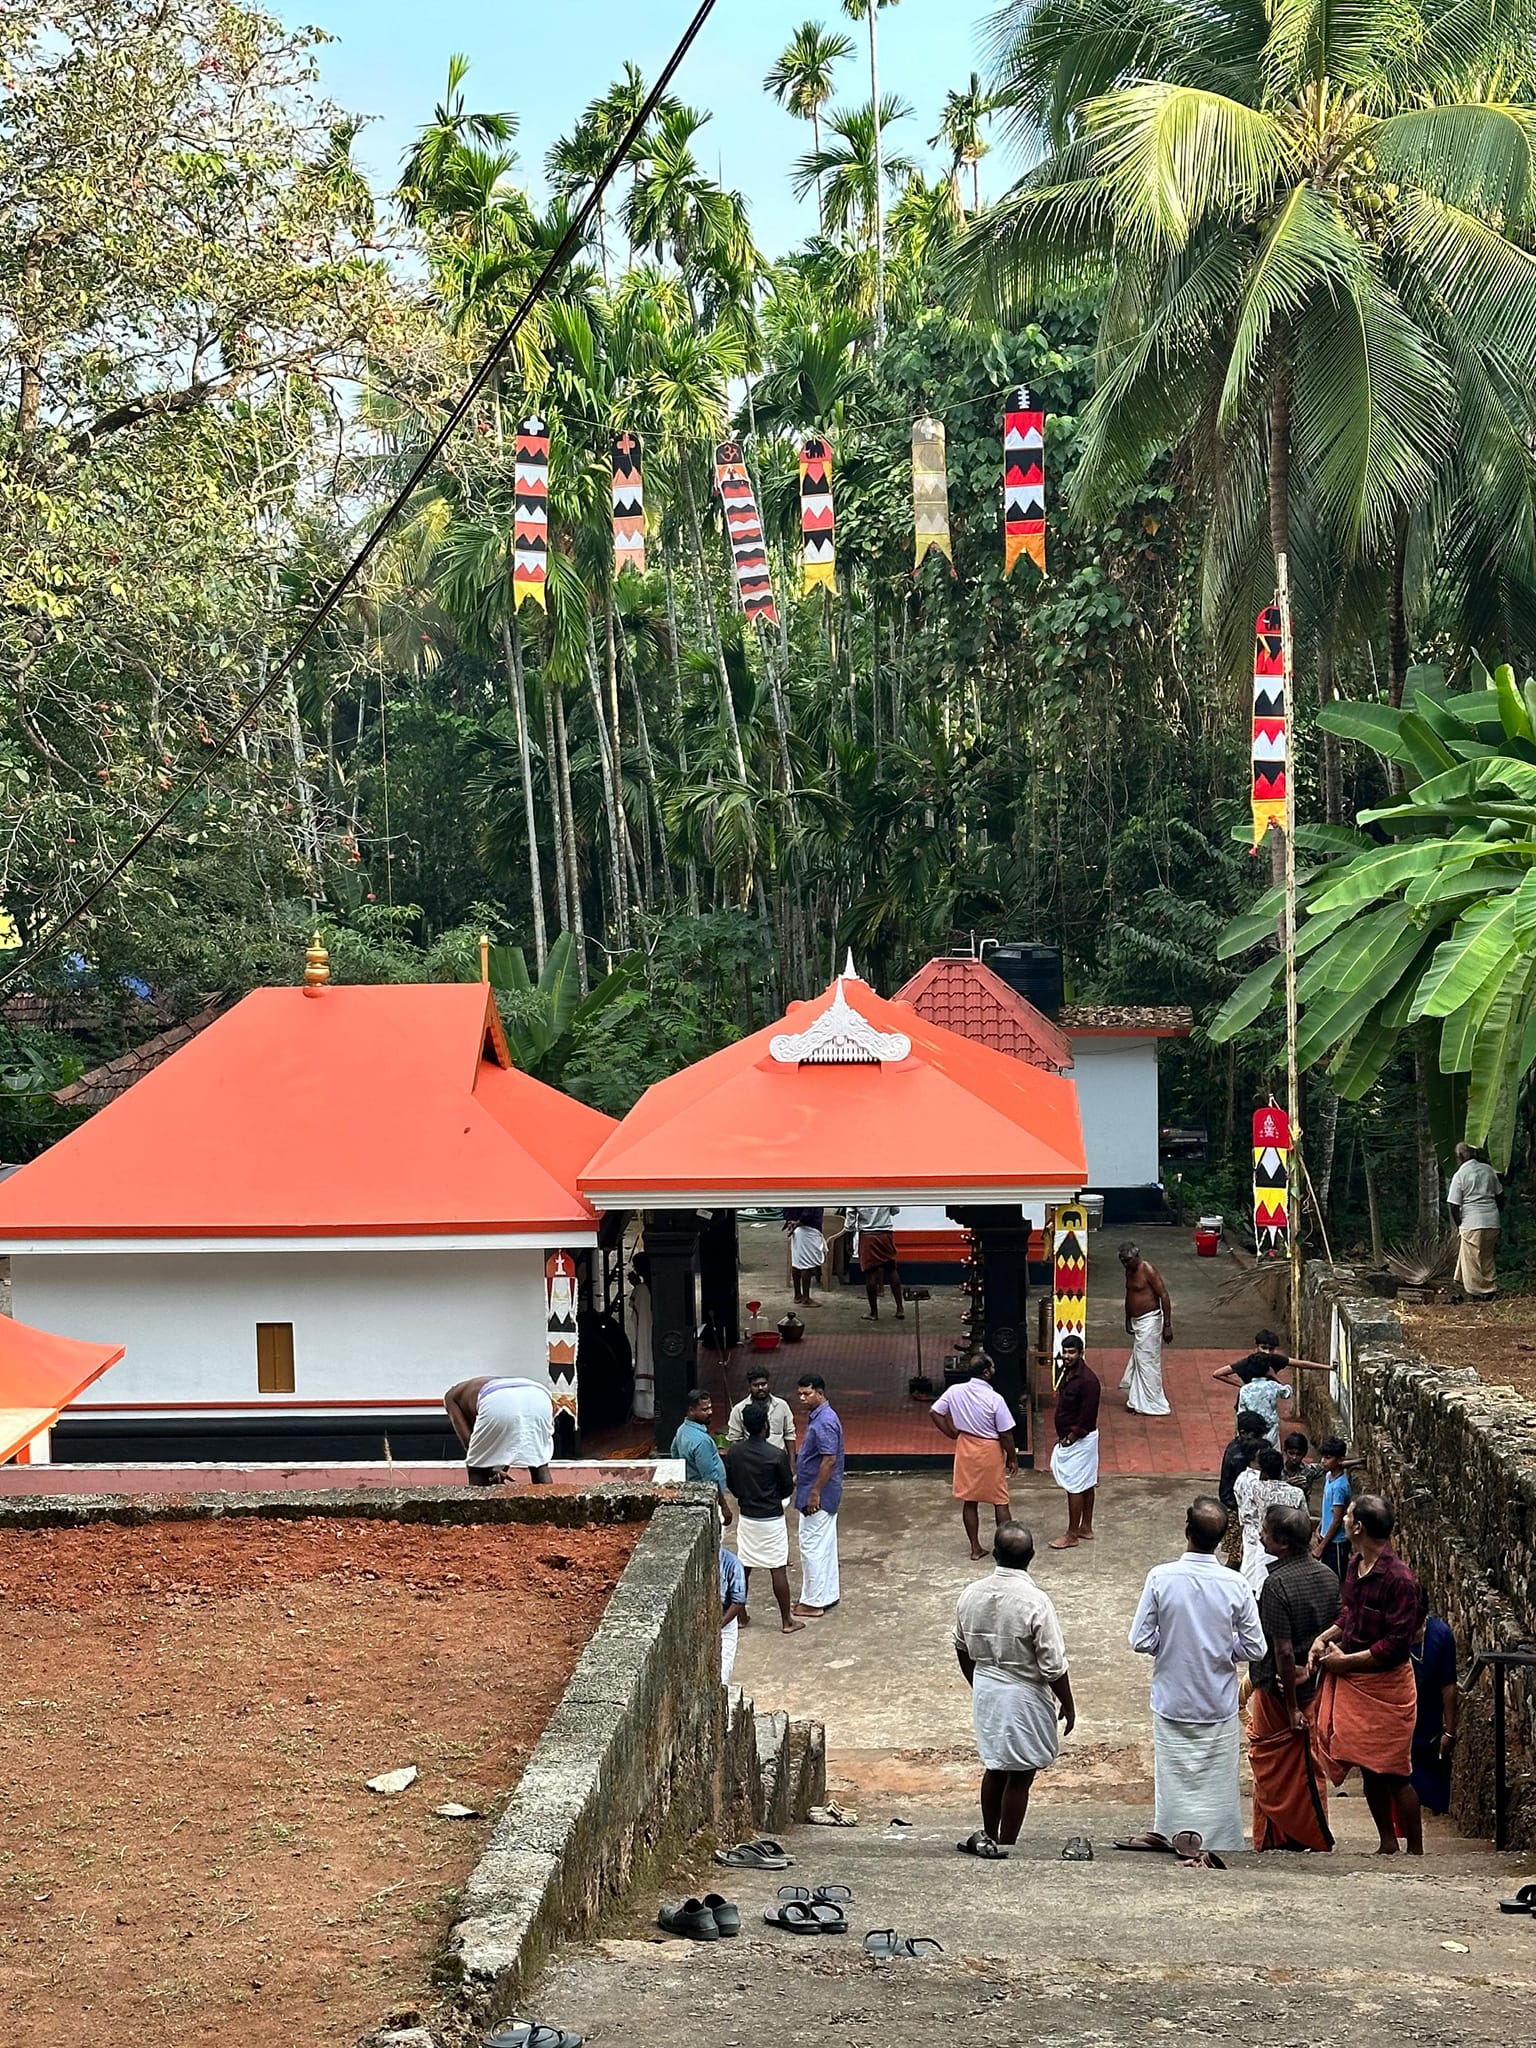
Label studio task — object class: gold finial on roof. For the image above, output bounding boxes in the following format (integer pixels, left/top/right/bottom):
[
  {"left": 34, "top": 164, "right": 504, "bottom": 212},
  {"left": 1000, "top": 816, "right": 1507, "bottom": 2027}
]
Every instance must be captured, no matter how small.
[{"left": 303, "top": 930, "right": 330, "bottom": 997}]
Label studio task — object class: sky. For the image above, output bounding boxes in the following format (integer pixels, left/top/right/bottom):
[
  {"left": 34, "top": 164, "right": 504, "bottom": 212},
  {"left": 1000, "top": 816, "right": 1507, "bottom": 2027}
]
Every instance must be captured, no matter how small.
[{"left": 273, "top": 0, "right": 1013, "bottom": 255}]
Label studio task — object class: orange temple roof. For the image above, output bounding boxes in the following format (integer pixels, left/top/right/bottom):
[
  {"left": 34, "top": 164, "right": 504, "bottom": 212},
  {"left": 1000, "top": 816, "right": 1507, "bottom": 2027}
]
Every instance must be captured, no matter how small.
[
  {"left": 0, "top": 984, "right": 615, "bottom": 1241},
  {"left": 580, "top": 972, "right": 1085, "bottom": 1209},
  {"left": 0, "top": 1314, "right": 123, "bottom": 1463}
]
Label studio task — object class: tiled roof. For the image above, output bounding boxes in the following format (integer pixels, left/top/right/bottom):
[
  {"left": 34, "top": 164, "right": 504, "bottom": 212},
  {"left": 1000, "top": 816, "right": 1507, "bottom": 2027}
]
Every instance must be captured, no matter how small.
[
  {"left": 891, "top": 958, "right": 1072, "bottom": 1071},
  {"left": 52, "top": 1000, "right": 230, "bottom": 1110},
  {"left": 1058, "top": 1004, "right": 1193, "bottom": 1036}
]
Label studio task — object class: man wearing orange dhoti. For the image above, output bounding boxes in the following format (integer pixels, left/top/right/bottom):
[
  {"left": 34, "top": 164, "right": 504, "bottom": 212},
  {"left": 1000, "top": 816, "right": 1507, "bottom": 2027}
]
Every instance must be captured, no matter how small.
[
  {"left": 931, "top": 1357, "right": 1020, "bottom": 1560},
  {"left": 1248, "top": 1504, "right": 1340, "bottom": 1852}
]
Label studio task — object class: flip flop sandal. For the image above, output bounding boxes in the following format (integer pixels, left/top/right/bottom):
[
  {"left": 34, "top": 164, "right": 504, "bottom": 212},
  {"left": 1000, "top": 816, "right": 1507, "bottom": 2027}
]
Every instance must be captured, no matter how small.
[
  {"left": 1061, "top": 1836, "right": 1094, "bottom": 1861},
  {"left": 484, "top": 2027, "right": 585, "bottom": 2048},
  {"left": 1113, "top": 1833, "right": 1174, "bottom": 1853},
  {"left": 1499, "top": 1883, "right": 1536, "bottom": 1914},
  {"left": 863, "top": 1929, "right": 902, "bottom": 1956},
  {"left": 657, "top": 1898, "right": 721, "bottom": 1940},
  {"left": 714, "top": 1842, "right": 792, "bottom": 1869},
  {"left": 807, "top": 1804, "right": 860, "bottom": 1826},
  {"left": 777, "top": 1883, "right": 854, "bottom": 1906},
  {"left": 702, "top": 1893, "right": 740, "bottom": 1937},
  {"left": 902, "top": 1937, "right": 944, "bottom": 1957},
  {"left": 1170, "top": 1830, "right": 1205, "bottom": 1862},
  {"left": 764, "top": 1900, "right": 848, "bottom": 1934},
  {"left": 956, "top": 1832, "right": 1008, "bottom": 1859}
]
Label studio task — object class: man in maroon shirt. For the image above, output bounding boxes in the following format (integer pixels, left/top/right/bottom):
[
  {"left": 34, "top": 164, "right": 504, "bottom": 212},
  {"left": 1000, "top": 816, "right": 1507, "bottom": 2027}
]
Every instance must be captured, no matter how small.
[
  {"left": 1307, "top": 1494, "right": 1424, "bottom": 1854},
  {"left": 1048, "top": 1336, "right": 1102, "bottom": 1550}
]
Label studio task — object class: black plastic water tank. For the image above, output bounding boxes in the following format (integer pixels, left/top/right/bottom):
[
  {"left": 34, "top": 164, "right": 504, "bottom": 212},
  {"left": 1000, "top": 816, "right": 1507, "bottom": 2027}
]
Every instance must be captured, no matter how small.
[{"left": 986, "top": 943, "right": 1064, "bottom": 1016}]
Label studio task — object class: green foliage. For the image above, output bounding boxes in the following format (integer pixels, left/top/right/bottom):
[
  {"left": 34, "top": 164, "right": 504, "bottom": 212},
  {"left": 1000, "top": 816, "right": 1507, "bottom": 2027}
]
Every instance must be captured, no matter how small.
[{"left": 1214, "top": 665, "right": 1536, "bottom": 1167}]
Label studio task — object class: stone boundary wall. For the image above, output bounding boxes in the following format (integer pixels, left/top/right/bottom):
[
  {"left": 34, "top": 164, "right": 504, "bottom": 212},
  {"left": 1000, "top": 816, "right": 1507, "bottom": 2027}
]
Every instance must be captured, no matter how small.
[{"left": 1300, "top": 1264, "right": 1536, "bottom": 1848}]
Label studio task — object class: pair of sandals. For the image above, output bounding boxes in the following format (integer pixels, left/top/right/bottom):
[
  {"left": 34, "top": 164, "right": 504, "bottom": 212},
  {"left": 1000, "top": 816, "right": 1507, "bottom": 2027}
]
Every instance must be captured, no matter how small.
[
  {"left": 864, "top": 1930, "right": 944, "bottom": 1958},
  {"left": 714, "top": 1836, "right": 794, "bottom": 1869},
  {"left": 1499, "top": 1881, "right": 1536, "bottom": 1914},
  {"left": 485, "top": 2027, "right": 583, "bottom": 2048},
  {"left": 1113, "top": 1829, "right": 1227, "bottom": 1870},
  {"left": 764, "top": 1882, "right": 853, "bottom": 1934}
]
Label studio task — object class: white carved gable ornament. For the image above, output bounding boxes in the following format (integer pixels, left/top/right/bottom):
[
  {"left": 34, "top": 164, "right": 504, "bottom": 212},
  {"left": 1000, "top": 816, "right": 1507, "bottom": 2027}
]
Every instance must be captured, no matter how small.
[{"left": 769, "top": 980, "right": 912, "bottom": 1066}]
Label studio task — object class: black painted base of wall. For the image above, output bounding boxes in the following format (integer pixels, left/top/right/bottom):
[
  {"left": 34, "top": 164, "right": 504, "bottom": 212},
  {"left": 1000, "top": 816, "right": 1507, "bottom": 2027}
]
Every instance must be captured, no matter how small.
[{"left": 52, "top": 1415, "right": 465, "bottom": 1464}]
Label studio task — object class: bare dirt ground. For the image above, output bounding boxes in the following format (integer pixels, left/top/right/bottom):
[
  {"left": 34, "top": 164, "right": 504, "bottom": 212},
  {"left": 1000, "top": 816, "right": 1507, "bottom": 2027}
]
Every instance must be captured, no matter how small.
[
  {"left": 0, "top": 1515, "right": 637, "bottom": 2047},
  {"left": 1398, "top": 1291, "right": 1536, "bottom": 1402}
]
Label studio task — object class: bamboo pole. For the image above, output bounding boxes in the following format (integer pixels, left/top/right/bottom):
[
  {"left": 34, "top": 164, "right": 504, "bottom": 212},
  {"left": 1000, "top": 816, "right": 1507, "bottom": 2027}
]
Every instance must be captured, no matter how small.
[{"left": 1276, "top": 551, "right": 1303, "bottom": 1353}]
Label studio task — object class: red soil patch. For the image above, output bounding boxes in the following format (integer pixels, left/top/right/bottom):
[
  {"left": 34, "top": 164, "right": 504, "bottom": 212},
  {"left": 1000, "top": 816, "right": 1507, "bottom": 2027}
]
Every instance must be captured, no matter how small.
[
  {"left": 0, "top": 1515, "right": 638, "bottom": 2046},
  {"left": 1397, "top": 1293, "right": 1536, "bottom": 1404}
]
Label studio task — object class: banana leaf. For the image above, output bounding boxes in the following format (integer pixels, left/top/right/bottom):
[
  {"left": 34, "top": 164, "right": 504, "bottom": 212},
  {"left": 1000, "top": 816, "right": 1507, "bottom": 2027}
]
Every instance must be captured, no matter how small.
[
  {"left": 1207, "top": 952, "right": 1284, "bottom": 1042},
  {"left": 1409, "top": 899, "right": 1520, "bottom": 1021}
]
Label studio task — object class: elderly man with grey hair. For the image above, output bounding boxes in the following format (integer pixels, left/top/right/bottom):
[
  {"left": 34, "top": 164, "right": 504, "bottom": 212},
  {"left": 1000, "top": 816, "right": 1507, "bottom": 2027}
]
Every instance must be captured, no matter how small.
[
  {"left": 953, "top": 1521, "right": 1076, "bottom": 1858},
  {"left": 1447, "top": 1141, "right": 1503, "bottom": 1301}
]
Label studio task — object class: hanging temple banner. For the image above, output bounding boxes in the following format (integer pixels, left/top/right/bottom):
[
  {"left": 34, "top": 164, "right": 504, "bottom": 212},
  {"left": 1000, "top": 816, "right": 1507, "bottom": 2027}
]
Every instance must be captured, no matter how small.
[
  {"left": 1252, "top": 604, "right": 1287, "bottom": 846},
  {"left": 1003, "top": 386, "right": 1046, "bottom": 577},
  {"left": 512, "top": 416, "right": 549, "bottom": 612},
  {"left": 911, "top": 415, "right": 954, "bottom": 573},
  {"left": 800, "top": 435, "right": 836, "bottom": 594},
  {"left": 713, "top": 440, "right": 778, "bottom": 627},
  {"left": 613, "top": 431, "right": 646, "bottom": 578},
  {"left": 1252, "top": 1105, "right": 1290, "bottom": 1260}
]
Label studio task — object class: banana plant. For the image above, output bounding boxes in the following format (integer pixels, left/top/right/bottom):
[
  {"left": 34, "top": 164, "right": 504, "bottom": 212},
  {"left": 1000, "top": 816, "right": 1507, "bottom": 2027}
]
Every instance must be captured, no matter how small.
[
  {"left": 1211, "top": 663, "right": 1536, "bottom": 1168},
  {"left": 485, "top": 929, "right": 639, "bottom": 1082}
]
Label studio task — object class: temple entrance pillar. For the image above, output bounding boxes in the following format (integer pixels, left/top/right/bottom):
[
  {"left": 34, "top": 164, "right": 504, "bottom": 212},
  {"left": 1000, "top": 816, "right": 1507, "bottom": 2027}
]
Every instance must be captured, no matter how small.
[
  {"left": 948, "top": 1205, "right": 1032, "bottom": 1442},
  {"left": 644, "top": 1212, "right": 700, "bottom": 1452}
]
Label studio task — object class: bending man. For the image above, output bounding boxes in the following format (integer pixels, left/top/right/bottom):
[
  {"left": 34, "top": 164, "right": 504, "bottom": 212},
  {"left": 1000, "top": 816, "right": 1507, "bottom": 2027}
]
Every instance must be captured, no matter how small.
[{"left": 444, "top": 1375, "right": 555, "bottom": 1487}]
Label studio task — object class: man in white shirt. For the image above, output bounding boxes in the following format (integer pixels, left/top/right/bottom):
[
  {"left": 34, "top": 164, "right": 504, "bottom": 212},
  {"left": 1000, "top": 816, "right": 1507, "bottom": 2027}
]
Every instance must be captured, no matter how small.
[
  {"left": 726, "top": 1367, "right": 797, "bottom": 1457},
  {"left": 443, "top": 1375, "right": 556, "bottom": 1486},
  {"left": 1447, "top": 1142, "right": 1504, "bottom": 1302},
  {"left": 1127, "top": 1496, "right": 1266, "bottom": 1853}
]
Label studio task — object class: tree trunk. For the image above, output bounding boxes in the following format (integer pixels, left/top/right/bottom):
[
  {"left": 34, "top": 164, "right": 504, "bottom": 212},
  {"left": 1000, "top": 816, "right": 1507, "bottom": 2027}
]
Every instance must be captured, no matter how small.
[
  {"left": 1312, "top": 1086, "right": 1339, "bottom": 1215},
  {"left": 1387, "top": 517, "right": 1410, "bottom": 708},
  {"left": 1363, "top": 1144, "right": 1384, "bottom": 1269},
  {"left": 1415, "top": 1051, "right": 1440, "bottom": 1237},
  {"left": 1318, "top": 628, "right": 1343, "bottom": 828},
  {"left": 603, "top": 584, "right": 627, "bottom": 935},
  {"left": 501, "top": 609, "right": 548, "bottom": 970},
  {"left": 811, "top": 104, "right": 825, "bottom": 231},
  {"left": 15, "top": 240, "right": 43, "bottom": 435},
  {"left": 1267, "top": 350, "right": 1293, "bottom": 569},
  {"left": 551, "top": 682, "right": 588, "bottom": 994},
  {"left": 584, "top": 614, "right": 629, "bottom": 949},
  {"left": 541, "top": 674, "right": 571, "bottom": 941},
  {"left": 867, "top": 9, "right": 886, "bottom": 346}
]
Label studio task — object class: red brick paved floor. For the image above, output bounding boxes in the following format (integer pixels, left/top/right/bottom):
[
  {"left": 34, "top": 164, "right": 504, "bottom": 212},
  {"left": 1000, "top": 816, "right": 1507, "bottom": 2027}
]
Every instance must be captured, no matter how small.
[{"left": 588, "top": 1332, "right": 1244, "bottom": 1477}]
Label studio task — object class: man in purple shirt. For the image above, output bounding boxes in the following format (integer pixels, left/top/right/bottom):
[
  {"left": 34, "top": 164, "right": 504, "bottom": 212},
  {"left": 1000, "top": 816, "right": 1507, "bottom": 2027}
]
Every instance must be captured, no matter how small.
[
  {"left": 930, "top": 1356, "right": 1019, "bottom": 1558},
  {"left": 794, "top": 1373, "right": 845, "bottom": 1617}
]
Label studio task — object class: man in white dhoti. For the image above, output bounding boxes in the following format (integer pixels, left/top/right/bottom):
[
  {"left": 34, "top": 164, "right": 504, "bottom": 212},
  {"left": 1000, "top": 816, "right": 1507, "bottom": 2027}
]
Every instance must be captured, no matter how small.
[
  {"left": 1118, "top": 1241, "right": 1173, "bottom": 1417},
  {"left": 443, "top": 1375, "right": 555, "bottom": 1486},
  {"left": 1127, "top": 1497, "right": 1267, "bottom": 1854},
  {"left": 953, "top": 1521, "right": 1076, "bottom": 1857},
  {"left": 783, "top": 1207, "right": 828, "bottom": 1306},
  {"left": 1048, "top": 1336, "right": 1101, "bottom": 1550},
  {"left": 794, "top": 1374, "right": 844, "bottom": 1616}
]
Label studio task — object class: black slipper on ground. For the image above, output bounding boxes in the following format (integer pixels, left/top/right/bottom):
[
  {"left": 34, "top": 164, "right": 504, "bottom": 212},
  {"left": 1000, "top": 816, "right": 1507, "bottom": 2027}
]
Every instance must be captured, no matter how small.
[
  {"left": 778, "top": 1882, "right": 854, "bottom": 1905},
  {"left": 956, "top": 1832, "right": 1008, "bottom": 1859},
  {"left": 863, "top": 1930, "right": 945, "bottom": 1958},
  {"left": 714, "top": 1841, "right": 792, "bottom": 1869},
  {"left": 1499, "top": 1883, "right": 1536, "bottom": 1914},
  {"left": 702, "top": 1893, "right": 740, "bottom": 1937},
  {"left": 484, "top": 2026, "right": 584, "bottom": 2048},
  {"left": 658, "top": 1898, "right": 721, "bottom": 1940},
  {"left": 1062, "top": 1835, "right": 1094, "bottom": 1861},
  {"left": 1112, "top": 1832, "right": 1174, "bottom": 1853},
  {"left": 764, "top": 1899, "right": 848, "bottom": 1934}
]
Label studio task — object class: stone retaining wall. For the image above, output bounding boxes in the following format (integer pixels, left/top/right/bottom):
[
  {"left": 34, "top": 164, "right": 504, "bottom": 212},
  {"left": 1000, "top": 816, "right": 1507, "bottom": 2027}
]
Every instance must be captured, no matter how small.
[{"left": 1300, "top": 1265, "right": 1536, "bottom": 1848}]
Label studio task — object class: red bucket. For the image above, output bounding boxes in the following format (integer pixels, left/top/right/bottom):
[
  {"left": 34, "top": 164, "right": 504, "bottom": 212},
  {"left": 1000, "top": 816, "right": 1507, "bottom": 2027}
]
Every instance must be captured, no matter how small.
[{"left": 1193, "top": 1228, "right": 1220, "bottom": 1258}]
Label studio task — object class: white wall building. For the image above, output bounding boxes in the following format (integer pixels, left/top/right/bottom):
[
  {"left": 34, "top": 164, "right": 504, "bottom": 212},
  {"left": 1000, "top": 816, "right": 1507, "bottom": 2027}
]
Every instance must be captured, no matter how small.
[{"left": 0, "top": 979, "right": 615, "bottom": 1462}]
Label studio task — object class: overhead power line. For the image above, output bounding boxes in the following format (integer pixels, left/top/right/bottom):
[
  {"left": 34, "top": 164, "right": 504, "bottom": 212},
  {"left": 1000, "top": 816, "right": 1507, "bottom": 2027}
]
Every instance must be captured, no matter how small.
[{"left": 0, "top": 0, "right": 724, "bottom": 995}]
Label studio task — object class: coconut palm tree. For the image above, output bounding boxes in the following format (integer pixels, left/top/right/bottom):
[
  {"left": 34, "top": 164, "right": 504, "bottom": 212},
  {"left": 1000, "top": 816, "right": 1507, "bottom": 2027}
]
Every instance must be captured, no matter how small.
[
  {"left": 931, "top": 73, "right": 993, "bottom": 217},
  {"left": 765, "top": 22, "right": 855, "bottom": 229},
  {"left": 842, "top": 0, "right": 900, "bottom": 343},
  {"left": 965, "top": 0, "right": 1536, "bottom": 680}
]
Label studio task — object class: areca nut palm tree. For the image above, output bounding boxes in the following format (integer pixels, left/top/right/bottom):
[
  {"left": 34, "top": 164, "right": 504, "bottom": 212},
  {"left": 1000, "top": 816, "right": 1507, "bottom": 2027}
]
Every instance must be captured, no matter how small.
[
  {"left": 965, "top": 0, "right": 1536, "bottom": 664},
  {"left": 843, "top": 0, "right": 900, "bottom": 343},
  {"left": 765, "top": 21, "right": 855, "bottom": 229},
  {"left": 398, "top": 54, "right": 516, "bottom": 225},
  {"left": 931, "top": 72, "right": 993, "bottom": 216},
  {"left": 793, "top": 97, "right": 917, "bottom": 254}
]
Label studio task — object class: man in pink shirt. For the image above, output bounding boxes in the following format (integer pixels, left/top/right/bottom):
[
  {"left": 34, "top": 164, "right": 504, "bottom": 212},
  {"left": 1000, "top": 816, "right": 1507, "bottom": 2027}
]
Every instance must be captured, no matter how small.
[{"left": 931, "top": 1356, "right": 1020, "bottom": 1558}]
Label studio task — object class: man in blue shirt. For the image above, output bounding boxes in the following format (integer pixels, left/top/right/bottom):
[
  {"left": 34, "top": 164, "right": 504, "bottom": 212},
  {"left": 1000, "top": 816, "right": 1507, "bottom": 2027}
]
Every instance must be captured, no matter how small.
[
  {"left": 719, "top": 1544, "right": 748, "bottom": 1683},
  {"left": 794, "top": 1373, "right": 845, "bottom": 1617},
  {"left": 671, "top": 1389, "right": 733, "bottom": 1527},
  {"left": 1313, "top": 1437, "right": 1352, "bottom": 1578}
]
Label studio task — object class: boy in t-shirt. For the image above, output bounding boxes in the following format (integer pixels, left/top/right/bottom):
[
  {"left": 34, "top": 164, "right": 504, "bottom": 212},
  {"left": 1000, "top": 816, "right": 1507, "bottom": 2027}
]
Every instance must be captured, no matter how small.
[
  {"left": 1281, "top": 1430, "right": 1323, "bottom": 1503},
  {"left": 1313, "top": 1436, "right": 1354, "bottom": 1577}
]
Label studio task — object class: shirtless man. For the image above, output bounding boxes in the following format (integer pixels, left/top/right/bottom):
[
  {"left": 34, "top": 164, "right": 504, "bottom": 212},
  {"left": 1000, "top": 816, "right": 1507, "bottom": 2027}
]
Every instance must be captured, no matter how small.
[
  {"left": 443, "top": 1375, "right": 555, "bottom": 1485},
  {"left": 1118, "top": 1243, "right": 1173, "bottom": 1417}
]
